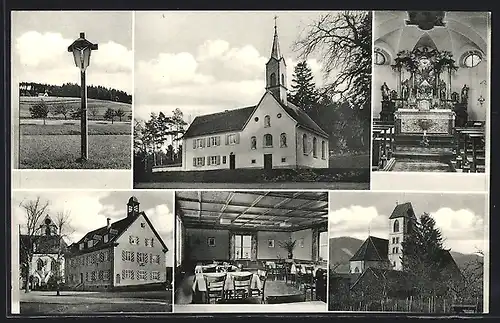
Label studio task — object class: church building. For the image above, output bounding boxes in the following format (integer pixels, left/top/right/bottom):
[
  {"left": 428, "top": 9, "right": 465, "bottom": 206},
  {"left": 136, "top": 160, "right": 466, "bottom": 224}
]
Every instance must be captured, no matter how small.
[
  {"left": 175, "top": 22, "right": 329, "bottom": 171},
  {"left": 372, "top": 11, "right": 488, "bottom": 173},
  {"left": 64, "top": 197, "right": 168, "bottom": 291}
]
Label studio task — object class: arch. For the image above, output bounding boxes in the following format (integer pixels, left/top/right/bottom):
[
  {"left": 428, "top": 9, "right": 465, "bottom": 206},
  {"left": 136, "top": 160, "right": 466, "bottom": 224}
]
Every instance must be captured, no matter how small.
[
  {"left": 313, "top": 137, "right": 318, "bottom": 157},
  {"left": 321, "top": 140, "right": 326, "bottom": 159},
  {"left": 302, "top": 134, "right": 307, "bottom": 154},
  {"left": 280, "top": 133, "right": 287, "bottom": 148},
  {"left": 37, "top": 259, "right": 44, "bottom": 271},
  {"left": 250, "top": 136, "right": 257, "bottom": 149},
  {"left": 374, "top": 47, "right": 391, "bottom": 65},
  {"left": 264, "top": 134, "right": 273, "bottom": 147},
  {"left": 264, "top": 115, "right": 271, "bottom": 128},
  {"left": 461, "top": 50, "right": 483, "bottom": 68},
  {"left": 270, "top": 73, "right": 277, "bottom": 86},
  {"left": 393, "top": 219, "right": 400, "bottom": 233},
  {"left": 116, "top": 274, "right": 121, "bottom": 284}
]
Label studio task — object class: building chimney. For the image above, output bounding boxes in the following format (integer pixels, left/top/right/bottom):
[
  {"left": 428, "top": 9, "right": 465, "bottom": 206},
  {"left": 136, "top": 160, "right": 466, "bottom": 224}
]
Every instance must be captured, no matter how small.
[{"left": 107, "top": 218, "right": 111, "bottom": 229}]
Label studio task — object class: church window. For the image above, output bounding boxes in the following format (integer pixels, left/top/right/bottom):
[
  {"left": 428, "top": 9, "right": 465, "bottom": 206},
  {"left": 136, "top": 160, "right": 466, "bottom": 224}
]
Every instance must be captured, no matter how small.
[
  {"left": 281, "top": 74, "right": 285, "bottom": 84},
  {"left": 321, "top": 141, "right": 326, "bottom": 159},
  {"left": 37, "top": 259, "right": 44, "bottom": 271},
  {"left": 254, "top": 117, "right": 259, "bottom": 122},
  {"left": 280, "top": 133, "right": 287, "bottom": 148},
  {"left": 270, "top": 73, "right": 277, "bottom": 86},
  {"left": 393, "top": 220, "right": 400, "bottom": 233},
  {"left": 303, "top": 134, "right": 308, "bottom": 155},
  {"left": 281, "top": 157, "right": 286, "bottom": 162},
  {"left": 374, "top": 51, "right": 386, "bottom": 65},
  {"left": 251, "top": 136, "right": 257, "bottom": 149},
  {"left": 313, "top": 137, "right": 318, "bottom": 158},
  {"left": 264, "top": 134, "right": 273, "bottom": 147},
  {"left": 193, "top": 157, "right": 205, "bottom": 167},
  {"left": 264, "top": 115, "right": 271, "bottom": 128},
  {"left": 354, "top": 267, "right": 359, "bottom": 273},
  {"left": 396, "top": 237, "right": 399, "bottom": 244},
  {"left": 463, "top": 52, "right": 482, "bottom": 68},
  {"left": 395, "top": 247, "right": 399, "bottom": 253}
]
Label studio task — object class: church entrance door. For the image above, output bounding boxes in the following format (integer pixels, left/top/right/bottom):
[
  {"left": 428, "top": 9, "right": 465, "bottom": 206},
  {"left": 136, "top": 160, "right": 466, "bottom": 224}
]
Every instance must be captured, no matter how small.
[
  {"left": 229, "top": 154, "right": 236, "bottom": 169},
  {"left": 264, "top": 154, "right": 272, "bottom": 170}
]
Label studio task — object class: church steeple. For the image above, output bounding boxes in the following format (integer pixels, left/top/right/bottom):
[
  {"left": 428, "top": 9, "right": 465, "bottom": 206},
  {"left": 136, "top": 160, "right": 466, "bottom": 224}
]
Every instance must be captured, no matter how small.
[{"left": 265, "top": 16, "right": 288, "bottom": 105}]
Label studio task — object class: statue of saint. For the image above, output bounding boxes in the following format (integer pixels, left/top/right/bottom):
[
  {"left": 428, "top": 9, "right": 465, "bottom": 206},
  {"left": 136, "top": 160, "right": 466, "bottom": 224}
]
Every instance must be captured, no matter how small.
[
  {"left": 401, "top": 79, "right": 409, "bottom": 100},
  {"left": 439, "top": 79, "right": 446, "bottom": 100},
  {"left": 461, "top": 84, "right": 469, "bottom": 104},
  {"left": 451, "top": 92, "right": 459, "bottom": 103},
  {"left": 390, "top": 90, "right": 398, "bottom": 101},
  {"left": 381, "top": 82, "right": 390, "bottom": 101}
]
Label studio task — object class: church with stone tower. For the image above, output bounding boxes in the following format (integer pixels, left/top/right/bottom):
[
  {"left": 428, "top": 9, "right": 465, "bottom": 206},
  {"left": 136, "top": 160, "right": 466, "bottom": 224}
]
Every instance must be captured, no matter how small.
[{"left": 158, "top": 20, "right": 329, "bottom": 172}]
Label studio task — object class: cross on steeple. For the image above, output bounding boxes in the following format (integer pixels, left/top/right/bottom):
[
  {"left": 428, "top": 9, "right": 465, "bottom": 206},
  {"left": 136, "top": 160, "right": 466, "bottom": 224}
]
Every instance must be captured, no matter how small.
[{"left": 274, "top": 15, "right": 278, "bottom": 31}]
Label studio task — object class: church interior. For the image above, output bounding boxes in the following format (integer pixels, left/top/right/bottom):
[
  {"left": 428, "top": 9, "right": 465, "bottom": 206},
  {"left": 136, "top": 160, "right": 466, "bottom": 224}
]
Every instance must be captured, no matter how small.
[{"left": 372, "top": 11, "right": 489, "bottom": 173}]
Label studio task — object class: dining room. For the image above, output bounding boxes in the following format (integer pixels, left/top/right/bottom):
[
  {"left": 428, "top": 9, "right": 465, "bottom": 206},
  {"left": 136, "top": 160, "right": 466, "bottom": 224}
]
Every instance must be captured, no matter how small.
[{"left": 173, "top": 191, "right": 329, "bottom": 312}]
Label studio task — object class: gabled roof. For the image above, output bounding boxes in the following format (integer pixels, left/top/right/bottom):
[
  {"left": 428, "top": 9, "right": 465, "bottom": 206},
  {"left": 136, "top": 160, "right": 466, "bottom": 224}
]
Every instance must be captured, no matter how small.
[
  {"left": 67, "top": 212, "right": 168, "bottom": 256},
  {"left": 389, "top": 202, "right": 417, "bottom": 220},
  {"left": 351, "top": 267, "right": 415, "bottom": 292},
  {"left": 350, "top": 236, "right": 389, "bottom": 261},
  {"left": 183, "top": 106, "right": 257, "bottom": 138},
  {"left": 182, "top": 92, "right": 329, "bottom": 139}
]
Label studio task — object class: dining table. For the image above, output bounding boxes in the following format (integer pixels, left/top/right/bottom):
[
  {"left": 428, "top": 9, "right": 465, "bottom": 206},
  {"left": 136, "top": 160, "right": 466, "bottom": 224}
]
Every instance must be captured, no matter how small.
[{"left": 192, "top": 271, "right": 263, "bottom": 294}]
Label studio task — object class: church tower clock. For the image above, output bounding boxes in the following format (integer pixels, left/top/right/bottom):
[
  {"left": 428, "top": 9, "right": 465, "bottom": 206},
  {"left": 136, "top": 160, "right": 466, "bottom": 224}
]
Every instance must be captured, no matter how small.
[
  {"left": 388, "top": 202, "right": 416, "bottom": 271},
  {"left": 265, "top": 17, "right": 288, "bottom": 105}
]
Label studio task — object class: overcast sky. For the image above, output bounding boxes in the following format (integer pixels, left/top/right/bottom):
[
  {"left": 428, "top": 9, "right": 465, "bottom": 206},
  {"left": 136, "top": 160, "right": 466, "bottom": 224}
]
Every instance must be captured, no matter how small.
[
  {"left": 12, "top": 190, "right": 174, "bottom": 266},
  {"left": 329, "top": 192, "right": 487, "bottom": 255},
  {"left": 134, "top": 11, "right": 333, "bottom": 122},
  {"left": 12, "top": 11, "right": 133, "bottom": 93}
]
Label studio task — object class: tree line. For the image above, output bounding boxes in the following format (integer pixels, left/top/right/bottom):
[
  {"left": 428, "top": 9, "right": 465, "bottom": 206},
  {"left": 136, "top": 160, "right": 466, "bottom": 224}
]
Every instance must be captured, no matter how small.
[
  {"left": 29, "top": 101, "right": 129, "bottom": 124},
  {"left": 19, "top": 82, "right": 132, "bottom": 104},
  {"left": 134, "top": 108, "right": 188, "bottom": 175}
]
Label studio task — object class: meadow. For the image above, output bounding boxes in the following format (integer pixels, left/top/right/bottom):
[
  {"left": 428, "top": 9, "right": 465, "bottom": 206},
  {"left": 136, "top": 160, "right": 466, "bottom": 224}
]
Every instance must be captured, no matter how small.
[{"left": 19, "top": 96, "right": 132, "bottom": 169}]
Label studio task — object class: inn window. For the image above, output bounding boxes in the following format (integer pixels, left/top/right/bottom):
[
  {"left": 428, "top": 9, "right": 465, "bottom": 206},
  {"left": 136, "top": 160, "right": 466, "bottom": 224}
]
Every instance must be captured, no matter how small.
[
  {"left": 154, "top": 255, "right": 161, "bottom": 264},
  {"left": 99, "top": 252, "right": 104, "bottom": 262},
  {"left": 222, "top": 156, "right": 227, "bottom": 164},
  {"left": 281, "top": 157, "right": 286, "bottom": 163},
  {"left": 313, "top": 137, "right": 318, "bottom": 158},
  {"left": 98, "top": 270, "right": 104, "bottom": 281},
  {"left": 207, "top": 155, "right": 221, "bottom": 165},
  {"left": 137, "top": 270, "right": 148, "bottom": 280},
  {"left": 193, "top": 157, "right": 205, "bottom": 167},
  {"left": 393, "top": 220, "right": 400, "bottom": 233},
  {"left": 207, "top": 136, "right": 221, "bottom": 147},
  {"left": 152, "top": 271, "right": 161, "bottom": 280},
  {"left": 79, "top": 243, "right": 84, "bottom": 250},
  {"left": 103, "top": 270, "right": 110, "bottom": 281},
  {"left": 91, "top": 271, "right": 96, "bottom": 281},
  {"left": 226, "top": 134, "right": 239, "bottom": 145},
  {"left": 264, "top": 115, "right": 271, "bottom": 128},
  {"left": 280, "top": 133, "right": 287, "bottom": 148},
  {"left": 150, "top": 238, "right": 154, "bottom": 247},
  {"left": 251, "top": 136, "right": 257, "bottom": 149},
  {"left": 145, "top": 238, "right": 150, "bottom": 247},
  {"left": 193, "top": 138, "right": 205, "bottom": 149},
  {"left": 234, "top": 234, "right": 252, "bottom": 260},
  {"left": 86, "top": 272, "right": 89, "bottom": 281},
  {"left": 264, "top": 134, "right": 273, "bottom": 147}
]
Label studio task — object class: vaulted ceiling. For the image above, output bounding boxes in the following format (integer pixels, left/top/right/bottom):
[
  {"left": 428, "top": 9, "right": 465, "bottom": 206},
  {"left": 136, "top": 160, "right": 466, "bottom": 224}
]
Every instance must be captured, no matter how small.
[
  {"left": 176, "top": 191, "right": 328, "bottom": 231},
  {"left": 375, "top": 11, "right": 489, "bottom": 59}
]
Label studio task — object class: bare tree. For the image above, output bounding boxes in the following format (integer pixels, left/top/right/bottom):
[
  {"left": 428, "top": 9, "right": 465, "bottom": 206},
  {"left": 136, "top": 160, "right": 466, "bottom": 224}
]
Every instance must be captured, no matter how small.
[
  {"left": 293, "top": 11, "right": 372, "bottom": 109},
  {"left": 19, "top": 197, "right": 50, "bottom": 293},
  {"left": 88, "top": 106, "right": 99, "bottom": 120},
  {"left": 54, "top": 104, "right": 70, "bottom": 120}
]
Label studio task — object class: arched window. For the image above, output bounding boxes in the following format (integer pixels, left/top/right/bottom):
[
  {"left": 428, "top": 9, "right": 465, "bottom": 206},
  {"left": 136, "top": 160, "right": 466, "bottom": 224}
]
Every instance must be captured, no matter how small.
[
  {"left": 321, "top": 140, "right": 326, "bottom": 159},
  {"left": 270, "top": 73, "right": 276, "bottom": 86},
  {"left": 303, "top": 134, "right": 307, "bottom": 155},
  {"left": 281, "top": 74, "right": 285, "bottom": 84},
  {"left": 264, "top": 134, "right": 273, "bottom": 147},
  {"left": 250, "top": 136, "right": 257, "bottom": 150},
  {"left": 393, "top": 220, "right": 400, "bottom": 233},
  {"left": 375, "top": 51, "right": 386, "bottom": 65},
  {"left": 354, "top": 267, "right": 360, "bottom": 273},
  {"left": 264, "top": 115, "right": 271, "bottom": 128},
  {"left": 37, "top": 259, "right": 44, "bottom": 271},
  {"left": 280, "top": 133, "right": 287, "bottom": 148},
  {"left": 463, "top": 52, "right": 482, "bottom": 68},
  {"left": 313, "top": 137, "right": 318, "bottom": 158}
]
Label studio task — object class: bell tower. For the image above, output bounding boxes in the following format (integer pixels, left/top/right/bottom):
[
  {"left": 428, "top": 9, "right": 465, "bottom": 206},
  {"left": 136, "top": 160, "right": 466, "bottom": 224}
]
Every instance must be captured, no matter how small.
[
  {"left": 127, "top": 196, "right": 140, "bottom": 217},
  {"left": 265, "top": 16, "right": 288, "bottom": 105},
  {"left": 388, "top": 202, "right": 416, "bottom": 271}
]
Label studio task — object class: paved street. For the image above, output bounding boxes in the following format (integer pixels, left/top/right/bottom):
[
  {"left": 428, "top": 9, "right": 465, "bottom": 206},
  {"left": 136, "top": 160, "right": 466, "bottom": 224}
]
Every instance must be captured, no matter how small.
[{"left": 20, "top": 290, "right": 172, "bottom": 314}]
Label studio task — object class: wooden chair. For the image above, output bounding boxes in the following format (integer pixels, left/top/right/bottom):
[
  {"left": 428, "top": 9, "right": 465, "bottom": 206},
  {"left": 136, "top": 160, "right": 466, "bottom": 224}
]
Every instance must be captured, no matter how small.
[
  {"left": 300, "top": 272, "right": 316, "bottom": 301},
  {"left": 203, "top": 273, "right": 226, "bottom": 304},
  {"left": 275, "top": 263, "right": 286, "bottom": 281},
  {"left": 250, "top": 270, "right": 267, "bottom": 303},
  {"left": 230, "top": 273, "right": 253, "bottom": 300}
]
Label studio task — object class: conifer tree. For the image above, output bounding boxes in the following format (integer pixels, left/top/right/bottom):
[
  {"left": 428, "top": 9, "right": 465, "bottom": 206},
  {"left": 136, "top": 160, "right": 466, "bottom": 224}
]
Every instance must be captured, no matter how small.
[{"left": 290, "top": 61, "right": 319, "bottom": 113}]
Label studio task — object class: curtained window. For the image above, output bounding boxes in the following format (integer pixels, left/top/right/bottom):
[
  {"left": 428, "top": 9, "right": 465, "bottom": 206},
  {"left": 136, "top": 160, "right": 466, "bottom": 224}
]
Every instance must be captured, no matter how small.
[{"left": 234, "top": 234, "right": 252, "bottom": 260}]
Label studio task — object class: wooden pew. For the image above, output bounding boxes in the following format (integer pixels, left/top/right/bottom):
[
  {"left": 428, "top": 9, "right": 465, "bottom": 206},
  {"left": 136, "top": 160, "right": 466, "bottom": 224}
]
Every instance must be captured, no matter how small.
[
  {"left": 372, "top": 122, "right": 395, "bottom": 170},
  {"left": 453, "top": 127, "right": 485, "bottom": 173}
]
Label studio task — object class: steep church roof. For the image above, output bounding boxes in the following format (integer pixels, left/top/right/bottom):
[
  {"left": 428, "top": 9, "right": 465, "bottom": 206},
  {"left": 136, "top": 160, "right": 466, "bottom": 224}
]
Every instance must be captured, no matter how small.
[
  {"left": 350, "top": 236, "right": 389, "bottom": 262},
  {"left": 270, "top": 20, "right": 282, "bottom": 60},
  {"left": 389, "top": 202, "right": 417, "bottom": 219}
]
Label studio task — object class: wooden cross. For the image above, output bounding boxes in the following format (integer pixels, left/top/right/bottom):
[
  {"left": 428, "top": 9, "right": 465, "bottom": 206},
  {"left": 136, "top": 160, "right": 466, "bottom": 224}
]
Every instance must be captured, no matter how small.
[{"left": 274, "top": 15, "right": 278, "bottom": 28}]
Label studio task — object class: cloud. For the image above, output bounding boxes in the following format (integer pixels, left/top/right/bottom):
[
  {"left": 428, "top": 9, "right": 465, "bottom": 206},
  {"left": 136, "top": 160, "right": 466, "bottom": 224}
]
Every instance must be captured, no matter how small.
[
  {"left": 329, "top": 205, "right": 388, "bottom": 240},
  {"left": 15, "top": 31, "right": 132, "bottom": 93},
  {"left": 135, "top": 38, "right": 324, "bottom": 116}
]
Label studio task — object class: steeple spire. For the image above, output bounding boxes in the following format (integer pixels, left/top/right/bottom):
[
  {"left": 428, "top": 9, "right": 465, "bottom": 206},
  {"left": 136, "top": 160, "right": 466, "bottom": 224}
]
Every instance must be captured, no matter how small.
[{"left": 271, "top": 15, "right": 281, "bottom": 60}]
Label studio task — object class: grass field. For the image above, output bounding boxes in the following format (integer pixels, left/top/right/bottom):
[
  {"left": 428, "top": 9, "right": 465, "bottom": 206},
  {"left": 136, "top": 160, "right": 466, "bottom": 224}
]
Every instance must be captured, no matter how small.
[
  {"left": 19, "top": 134, "right": 131, "bottom": 169},
  {"left": 329, "top": 153, "right": 370, "bottom": 169},
  {"left": 20, "top": 119, "right": 131, "bottom": 136},
  {"left": 19, "top": 96, "right": 132, "bottom": 120}
]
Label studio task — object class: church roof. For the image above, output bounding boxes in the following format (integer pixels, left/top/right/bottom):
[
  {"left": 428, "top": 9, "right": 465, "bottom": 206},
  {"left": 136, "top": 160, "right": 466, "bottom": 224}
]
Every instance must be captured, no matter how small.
[
  {"left": 270, "top": 22, "right": 281, "bottom": 60},
  {"left": 183, "top": 106, "right": 257, "bottom": 138},
  {"left": 67, "top": 211, "right": 168, "bottom": 256},
  {"left": 350, "top": 267, "right": 415, "bottom": 293},
  {"left": 389, "top": 202, "right": 417, "bottom": 219},
  {"left": 182, "top": 94, "right": 329, "bottom": 139},
  {"left": 20, "top": 234, "right": 67, "bottom": 255},
  {"left": 350, "top": 236, "right": 389, "bottom": 262}
]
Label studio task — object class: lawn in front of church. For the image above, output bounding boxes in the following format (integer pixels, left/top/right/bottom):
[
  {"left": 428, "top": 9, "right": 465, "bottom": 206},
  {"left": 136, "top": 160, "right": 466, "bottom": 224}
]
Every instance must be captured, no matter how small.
[{"left": 19, "top": 290, "right": 172, "bottom": 314}]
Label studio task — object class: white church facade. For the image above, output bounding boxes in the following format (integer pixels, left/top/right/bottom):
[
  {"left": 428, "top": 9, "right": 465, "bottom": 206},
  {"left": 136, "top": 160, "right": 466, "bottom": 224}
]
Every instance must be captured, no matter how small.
[{"left": 156, "top": 22, "right": 329, "bottom": 172}]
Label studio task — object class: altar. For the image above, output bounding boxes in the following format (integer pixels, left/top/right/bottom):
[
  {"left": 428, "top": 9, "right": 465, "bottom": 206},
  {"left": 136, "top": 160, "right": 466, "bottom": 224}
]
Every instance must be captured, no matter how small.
[{"left": 395, "top": 108, "right": 455, "bottom": 135}]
